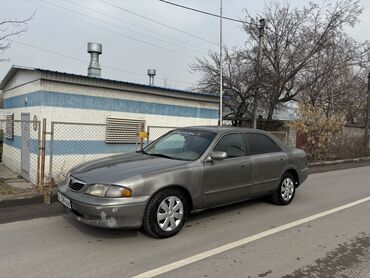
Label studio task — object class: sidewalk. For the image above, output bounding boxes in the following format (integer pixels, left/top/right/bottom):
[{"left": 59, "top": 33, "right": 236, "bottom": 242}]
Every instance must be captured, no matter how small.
[{"left": 0, "top": 165, "right": 38, "bottom": 196}]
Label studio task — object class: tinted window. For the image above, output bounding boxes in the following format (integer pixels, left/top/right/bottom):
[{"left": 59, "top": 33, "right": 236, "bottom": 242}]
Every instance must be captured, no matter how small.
[
  {"left": 245, "top": 133, "right": 281, "bottom": 155},
  {"left": 213, "top": 133, "right": 246, "bottom": 158}
]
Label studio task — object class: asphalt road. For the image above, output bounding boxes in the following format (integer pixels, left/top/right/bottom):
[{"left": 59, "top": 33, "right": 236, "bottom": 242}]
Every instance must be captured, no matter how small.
[{"left": 0, "top": 166, "right": 369, "bottom": 278}]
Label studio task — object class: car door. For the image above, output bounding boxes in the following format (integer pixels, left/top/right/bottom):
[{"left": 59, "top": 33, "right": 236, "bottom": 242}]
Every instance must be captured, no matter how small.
[
  {"left": 203, "top": 133, "right": 253, "bottom": 207},
  {"left": 245, "top": 133, "right": 288, "bottom": 196}
]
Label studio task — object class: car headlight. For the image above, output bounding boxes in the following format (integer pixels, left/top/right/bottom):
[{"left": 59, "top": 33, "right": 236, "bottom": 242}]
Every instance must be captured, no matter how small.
[{"left": 84, "top": 184, "right": 132, "bottom": 198}]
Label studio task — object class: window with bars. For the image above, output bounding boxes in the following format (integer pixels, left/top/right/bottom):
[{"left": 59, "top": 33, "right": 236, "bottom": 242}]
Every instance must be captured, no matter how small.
[
  {"left": 5, "top": 114, "right": 14, "bottom": 140},
  {"left": 105, "top": 117, "right": 144, "bottom": 144}
]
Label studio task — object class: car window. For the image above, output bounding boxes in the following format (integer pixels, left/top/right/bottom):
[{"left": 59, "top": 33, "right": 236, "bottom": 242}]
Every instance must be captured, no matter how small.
[
  {"left": 154, "top": 134, "right": 185, "bottom": 150},
  {"left": 213, "top": 133, "right": 246, "bottom": 158},
  {"left": 245, "top": 133, "right": 281, "bottom": 155},
  {"left": 144, "top": 130, "right": 216, "bottom": 161}
]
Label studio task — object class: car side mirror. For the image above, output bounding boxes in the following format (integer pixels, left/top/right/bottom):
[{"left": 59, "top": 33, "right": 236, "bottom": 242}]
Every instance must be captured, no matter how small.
[{"left": 210, "top": 151, "right": 227, "bottom": 161}]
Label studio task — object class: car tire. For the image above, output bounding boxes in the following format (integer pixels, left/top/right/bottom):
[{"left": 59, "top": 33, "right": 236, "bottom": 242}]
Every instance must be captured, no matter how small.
[
  {"left": 271, "top": 173, "right": 296, "bottom": 206},
  {"left": 143, "top": 188, "right": 188, "bottom": 238}
]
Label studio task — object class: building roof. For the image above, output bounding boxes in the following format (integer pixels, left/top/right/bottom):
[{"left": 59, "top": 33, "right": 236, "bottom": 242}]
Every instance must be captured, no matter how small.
[{"left": 0, "top": 65, "right": 219, "bottom": 103}]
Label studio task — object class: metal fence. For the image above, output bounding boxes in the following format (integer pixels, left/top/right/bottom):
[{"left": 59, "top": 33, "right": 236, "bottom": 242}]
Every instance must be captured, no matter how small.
[
  {"left": 0, "top": 119, "right": 41, "bottom": 186},
  {"left": 49, "top": 121, "right": 142, "bottom": 183},
  {"left": 0, "top": 119, "right": 291, "bottom": 188}
]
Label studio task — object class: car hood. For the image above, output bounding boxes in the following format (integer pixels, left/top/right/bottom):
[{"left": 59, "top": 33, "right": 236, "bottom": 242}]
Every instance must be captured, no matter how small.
[{"left": 69, "top": 152, "right": 189, "bottom": 184}]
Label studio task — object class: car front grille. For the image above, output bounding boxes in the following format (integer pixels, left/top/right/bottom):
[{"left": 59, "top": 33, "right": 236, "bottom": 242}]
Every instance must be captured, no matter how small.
[{"left": 68, "top": 176, "right": 86, "bottom": 191}]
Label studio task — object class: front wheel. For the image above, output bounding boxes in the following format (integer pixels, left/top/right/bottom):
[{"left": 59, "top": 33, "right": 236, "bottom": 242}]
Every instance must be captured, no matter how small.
[
  {"left": 271, "top": 173, "right": 296, "bottom": 205},
  {"left": 143, "top": 189, "right": 188, "bottom": 238}
]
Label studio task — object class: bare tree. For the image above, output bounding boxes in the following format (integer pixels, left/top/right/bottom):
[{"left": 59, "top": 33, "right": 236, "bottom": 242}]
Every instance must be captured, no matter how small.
[
  {"left": 191, "top": 0, "right": 364, "bottom": 123},
  {"left": 0, "top": 13, "right": 35, "bottom": 63},
  {"left": 190, "top": 48, "right": 257, "bottom": 126},
  {"left": 244, "top": 0, "right": 362, "bottom": 119},
  {"left": 301, "top": 33, "right": 369, "bottom": 121}
]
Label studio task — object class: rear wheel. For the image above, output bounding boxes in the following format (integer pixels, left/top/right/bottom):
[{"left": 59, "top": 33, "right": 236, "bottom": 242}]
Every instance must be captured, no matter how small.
[
  {"left": 271, "top": 173, "right": 296, "bottom": 205},
  {"left": 143, "top": 188, "right": 188, "bottom": 238}
]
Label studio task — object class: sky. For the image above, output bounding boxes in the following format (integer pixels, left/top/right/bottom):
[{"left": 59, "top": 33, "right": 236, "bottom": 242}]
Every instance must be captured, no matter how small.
[{"left": 0, "top": 0, "right": 369, "bottom": 91}]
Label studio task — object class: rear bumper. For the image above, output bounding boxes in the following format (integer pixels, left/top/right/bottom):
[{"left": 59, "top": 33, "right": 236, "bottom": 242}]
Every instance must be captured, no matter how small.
[{"left": 298, "top": 167, "right": 309, "bottom": 187}]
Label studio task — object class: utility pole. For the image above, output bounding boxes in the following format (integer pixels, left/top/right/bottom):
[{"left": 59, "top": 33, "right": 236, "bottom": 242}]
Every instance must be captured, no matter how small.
[
  {"left": 219, "top": 0, "right": 223, "bottom": 126},
  {"left": 158, "top": 0, "right": 257, "bottom": 126},
  {"left": 252, "top": 18, "right": 265, "bottom": 129},
  {"left": 364, "top": 71, "right": 370, "bottom": 153}
]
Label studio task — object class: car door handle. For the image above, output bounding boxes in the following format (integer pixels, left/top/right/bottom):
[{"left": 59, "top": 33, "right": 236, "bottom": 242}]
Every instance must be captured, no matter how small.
[
  {"left": 280, "top": 156, "right": 287, "bottom": 161},
  {"left": 240, "top": 162, "right": 249, "bottom": 167}
]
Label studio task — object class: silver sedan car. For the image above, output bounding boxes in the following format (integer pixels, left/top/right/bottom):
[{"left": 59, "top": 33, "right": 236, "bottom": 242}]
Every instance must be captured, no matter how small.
[{"left": 58, "top": 126, "right": 308, "bottom": 238}]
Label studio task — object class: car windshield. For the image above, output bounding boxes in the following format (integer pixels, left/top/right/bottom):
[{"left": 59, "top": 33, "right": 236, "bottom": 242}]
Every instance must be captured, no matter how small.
[{"left": 143, "top": 129, "right": 216, "bottom": 161}]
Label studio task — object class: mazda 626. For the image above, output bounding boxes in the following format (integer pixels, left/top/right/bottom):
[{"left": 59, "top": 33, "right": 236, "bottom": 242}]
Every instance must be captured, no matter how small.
[{"left": 58, "top": 126, "right": 308, "bottom": 238}]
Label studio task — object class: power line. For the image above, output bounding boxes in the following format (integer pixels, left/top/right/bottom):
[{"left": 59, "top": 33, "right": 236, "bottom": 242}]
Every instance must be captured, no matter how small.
[
  {"left": 62, "top": 0, "right": 210, "bottom": 53},
  {"left": 158, "top": 0, "right": 255, "bottom": 25},
  {"left": 99, "top": 0, "right": 218, "bottom": 46},
  {"left": 61, "top": 0, "right": 208, "bottom": 55},
  {"left": 27, "top": 0, "right": 198, "bottom": 58},
  {"left": 10, "top": 39, "right": 195, "bottom": 86},
  {"left": 158, "top": 0, "right": 295, "bottom": 44}
]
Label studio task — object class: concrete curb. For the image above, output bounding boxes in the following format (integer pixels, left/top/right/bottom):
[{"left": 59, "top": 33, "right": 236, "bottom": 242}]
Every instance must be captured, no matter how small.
[
  {"left": 0, "top": 191, "right": 57, "bottom": 208},
  {"left": 308, "top": 156, "right": 370, "bottom": 167}
]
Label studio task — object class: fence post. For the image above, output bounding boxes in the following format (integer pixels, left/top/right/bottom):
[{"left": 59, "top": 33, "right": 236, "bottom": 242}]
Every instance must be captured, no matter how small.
[
  {"left": 140, "top": 122, "right": 145, "bottom": 150},
  {"left": 147, "top": 126, "right": 150, "bottom": 144},
  {"left": 49, "top": 122, "right": 54, "bottom": 182},
  {"left": 37, "top": 121, "right": 41, "bottom": 191},
  {"left": 41, "top": 118, "right": 53, "bottom": 204},
  {"left": 41, "top": 119, "right": 47, "bottom": 200}
]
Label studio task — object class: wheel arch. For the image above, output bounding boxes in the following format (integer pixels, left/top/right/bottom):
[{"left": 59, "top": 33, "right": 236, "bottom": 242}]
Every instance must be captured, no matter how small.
[{"left": 283, "top": 168, "right": 300, "bottom": 187}]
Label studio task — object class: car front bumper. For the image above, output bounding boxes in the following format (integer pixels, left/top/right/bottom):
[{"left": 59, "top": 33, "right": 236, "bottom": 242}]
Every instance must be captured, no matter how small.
[{"left": 58, "top": 184, "right": 149, "bottom": 229}]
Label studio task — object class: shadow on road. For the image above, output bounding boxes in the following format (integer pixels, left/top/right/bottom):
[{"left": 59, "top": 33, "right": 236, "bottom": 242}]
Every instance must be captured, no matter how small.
[{"left": 60, "top": 196, "right": 275, "bottom": 239}]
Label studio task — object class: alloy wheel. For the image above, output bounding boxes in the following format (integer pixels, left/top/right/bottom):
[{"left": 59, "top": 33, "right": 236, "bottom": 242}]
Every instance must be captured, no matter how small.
[
  {"left": 281, "top": 177, "right": 295, "bottom": 201},
  {"left": 157, "top": 196, "right": 184, "bottom": 232}
]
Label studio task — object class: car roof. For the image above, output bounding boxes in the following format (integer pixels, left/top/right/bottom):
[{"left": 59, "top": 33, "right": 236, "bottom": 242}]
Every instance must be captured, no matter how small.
[{"left": 181, "top": 125, "right": 268, "bottom": 134}]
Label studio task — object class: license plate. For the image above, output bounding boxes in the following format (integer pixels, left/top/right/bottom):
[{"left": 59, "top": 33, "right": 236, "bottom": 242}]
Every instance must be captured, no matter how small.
[{"left": 58, "top": 192, "right": 71, "bottom": 209}]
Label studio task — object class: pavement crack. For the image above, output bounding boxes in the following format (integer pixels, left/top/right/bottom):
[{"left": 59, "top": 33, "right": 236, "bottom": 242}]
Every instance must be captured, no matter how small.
[
  {"left": 282, "top": 233, "right": 370, "bottom": 278},
  {"left": 258, "top": 270, "right": 273, "bottom": 277}
]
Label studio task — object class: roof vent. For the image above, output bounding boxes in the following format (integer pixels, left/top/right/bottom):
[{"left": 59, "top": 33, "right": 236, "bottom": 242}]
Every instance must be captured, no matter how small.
[
  {"left": 87, "top": 42, "right": 102, "bottom": 78},
  {"left": 147, "top": 69, "right": 156, "bottom": 86}
]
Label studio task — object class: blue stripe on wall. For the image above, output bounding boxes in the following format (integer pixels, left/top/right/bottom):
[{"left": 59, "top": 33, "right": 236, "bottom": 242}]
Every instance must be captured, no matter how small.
[
  {"left": 3, "top": 135, "right": 137, "bottom": 155},
  {"left": 4, "top": 90, "right": 219, "bottom": 119},
  {"left": 4, "top": 136, "right": 39, "bottom": 155},
  {"left": 50, "top": 140, "right": 137, "bottom": 155}
]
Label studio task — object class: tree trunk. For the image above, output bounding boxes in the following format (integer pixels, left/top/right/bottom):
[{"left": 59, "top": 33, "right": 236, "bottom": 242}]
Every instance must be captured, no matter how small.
[{"left": 267, "top": 106, "right": 275, "bottom": 120}]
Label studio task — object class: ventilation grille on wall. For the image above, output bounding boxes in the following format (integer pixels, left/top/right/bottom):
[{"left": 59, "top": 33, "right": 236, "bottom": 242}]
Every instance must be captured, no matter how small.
[
  {"left": 5, "top": 114, "right": 14, "bottom": 140},
  {"left": 106, "top": 117, "right": 144, "bottom": 144}
]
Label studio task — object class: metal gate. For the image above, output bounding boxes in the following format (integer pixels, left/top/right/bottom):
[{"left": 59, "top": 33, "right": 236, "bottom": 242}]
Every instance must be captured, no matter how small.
[{"left": 0, "top": 118, "right": 41, "bottom": 186}]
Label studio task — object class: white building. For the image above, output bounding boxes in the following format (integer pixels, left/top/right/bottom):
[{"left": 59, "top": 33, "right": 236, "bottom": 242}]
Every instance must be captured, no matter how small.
[{"left": 0, "top": 65, "right": 219, "bottom": 184}]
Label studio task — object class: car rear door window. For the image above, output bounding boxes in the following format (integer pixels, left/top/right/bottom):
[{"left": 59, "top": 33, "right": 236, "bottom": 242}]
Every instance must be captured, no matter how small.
[
  {"left": 213, "top": 133, "right": 246, "bottom": 158},
  {"left": 245, "top": 133, "right": 281, "bottom": 155}
]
